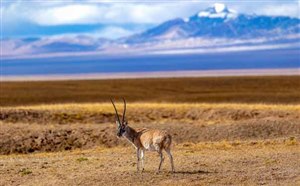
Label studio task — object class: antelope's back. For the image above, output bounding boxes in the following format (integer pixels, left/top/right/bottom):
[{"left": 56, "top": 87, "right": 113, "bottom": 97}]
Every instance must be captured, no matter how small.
[{"left": 138, "top": 129, "right": 172, "bottom": 151}]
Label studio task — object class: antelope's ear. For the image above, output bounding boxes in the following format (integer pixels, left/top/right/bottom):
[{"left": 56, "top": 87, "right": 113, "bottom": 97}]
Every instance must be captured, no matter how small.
[
  {"left": 115, "top": 121, "right": 120, "bottom": 126},
  {"left": 124, "top": 121, "right": 128, "bottom": 126}
]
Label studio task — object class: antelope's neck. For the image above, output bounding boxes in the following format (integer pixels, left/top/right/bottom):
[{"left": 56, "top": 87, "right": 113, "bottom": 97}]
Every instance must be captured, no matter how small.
[{"left": 124, "top": 126, "right": 140, "bottom": 148}]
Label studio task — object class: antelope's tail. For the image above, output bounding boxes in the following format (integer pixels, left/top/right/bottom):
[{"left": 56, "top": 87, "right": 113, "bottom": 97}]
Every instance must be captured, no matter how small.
[{"left": 163, "top": 134, "right": 173, "bottom": 150}]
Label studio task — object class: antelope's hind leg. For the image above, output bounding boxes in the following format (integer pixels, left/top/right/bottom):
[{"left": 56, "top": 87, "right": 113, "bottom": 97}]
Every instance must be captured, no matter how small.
[
  {"left": 165, "top": 148, "right": 175, "bottom": 173},
  {"left": 157, "top": 150, "right": 165, "bottom": 173}
]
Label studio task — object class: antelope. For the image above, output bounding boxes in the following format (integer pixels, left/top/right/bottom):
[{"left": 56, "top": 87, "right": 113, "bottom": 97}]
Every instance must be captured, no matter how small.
[{"left": 110, "top": 98, "right": 175, "bottom": 173}]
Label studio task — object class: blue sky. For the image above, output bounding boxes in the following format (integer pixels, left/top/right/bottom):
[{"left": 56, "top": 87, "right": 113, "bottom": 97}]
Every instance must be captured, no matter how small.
[{"left": 1, "top": 0, "right": 299, "bottom": 39}]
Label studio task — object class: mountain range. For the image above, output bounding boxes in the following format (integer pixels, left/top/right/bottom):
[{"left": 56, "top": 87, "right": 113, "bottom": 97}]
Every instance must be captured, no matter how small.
[
  {"left": 2, "top": 3, "right": 300, "bottom": 58},
  {"left": 125, "top": 3, "right": 299, "bottom": 43}
]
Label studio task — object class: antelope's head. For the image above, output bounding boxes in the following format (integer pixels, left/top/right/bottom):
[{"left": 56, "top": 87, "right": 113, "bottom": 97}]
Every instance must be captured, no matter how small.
[{"left": 110, "top": 98, "right": 128, "bottom": 137}]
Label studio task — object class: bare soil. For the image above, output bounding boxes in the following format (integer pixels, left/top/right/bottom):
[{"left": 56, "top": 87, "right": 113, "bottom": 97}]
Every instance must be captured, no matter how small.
[
  {"left": 0, "top": 143, "right": 299, "bottom": 186},
  {"left": 0, "top": 119, "right": 299, "bottom": 155}
]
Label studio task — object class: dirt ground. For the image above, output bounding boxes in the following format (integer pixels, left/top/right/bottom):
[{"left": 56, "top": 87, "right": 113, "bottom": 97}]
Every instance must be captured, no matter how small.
[
  {"left": 0, "top": 103, "right": 299, "bottom": 185},
  {"left": 0, "top": 142, "right": 299, "bottom": 186}
]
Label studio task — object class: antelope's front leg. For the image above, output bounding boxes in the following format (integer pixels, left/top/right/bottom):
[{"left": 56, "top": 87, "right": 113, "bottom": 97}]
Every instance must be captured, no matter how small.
[
  {"left": 136, "top": 148, "right": 140, "bottom": 172},
  {"left": 140, "top": 150, "right": 145, "bottom": 172}
]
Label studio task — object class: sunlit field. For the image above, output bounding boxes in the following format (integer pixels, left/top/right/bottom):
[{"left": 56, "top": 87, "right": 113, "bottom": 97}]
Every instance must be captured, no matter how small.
[
  {"left": 0, "top": 76, "right": 299, "bottom": 185},
  {"left": 1, "top": 76, "right": 300, "bottom": 106}
]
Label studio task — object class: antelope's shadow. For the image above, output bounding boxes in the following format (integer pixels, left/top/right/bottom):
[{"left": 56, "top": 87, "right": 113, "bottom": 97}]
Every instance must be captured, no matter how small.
[
  {"left": 139, "top": 169, "right": 214, "bottom": 175},
  {"left": 174, "top": 170, "right": 213, "bottom": 175}
]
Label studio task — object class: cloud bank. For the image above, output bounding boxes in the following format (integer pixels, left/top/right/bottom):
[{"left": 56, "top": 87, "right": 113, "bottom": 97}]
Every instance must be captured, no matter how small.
[{"left": 1, "top": 0, "right": 299, "bottom": 39}]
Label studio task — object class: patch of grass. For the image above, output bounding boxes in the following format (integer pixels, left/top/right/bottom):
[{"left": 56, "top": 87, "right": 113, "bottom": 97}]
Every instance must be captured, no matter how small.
[
  {"left": 217, "top": 141, "right": 235, "bottom": 149},
  {"left": 2, "top": 102, "right": 298, "bottom": 127},
  {"left": 76, "top": 157, "right": 88, "bottom": 162},
  {"left": 9, "top": 102, "right": 300, "bottom": 112},
  {"left": 265, "top": 159, "right": 278, "bottom": 165},
  {"left": 178, "top": 139, "right": 298, "bottom": 151},
  {"left": 285, "top": 137, "right": 298, "bottom": 146},
  {"left": 19, "top": 168, "right": 32, "bottom": 176}
]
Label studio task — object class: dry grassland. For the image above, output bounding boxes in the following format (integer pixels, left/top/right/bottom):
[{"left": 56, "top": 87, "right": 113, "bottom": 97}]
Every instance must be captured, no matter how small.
[
  {"left": 1, "top": 76, "right": 300, "bottom": 185},
  {"left": 1, "top": 76, "right": 300, "bottom": 106},
  {"left": 1, "top": 102, "right": 300, "bottom": 185}
]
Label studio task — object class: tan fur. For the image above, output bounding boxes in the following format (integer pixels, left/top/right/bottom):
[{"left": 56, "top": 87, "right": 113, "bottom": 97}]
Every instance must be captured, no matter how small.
[{"left": 122, "top": 125, "right": 174, "bottom": 173}]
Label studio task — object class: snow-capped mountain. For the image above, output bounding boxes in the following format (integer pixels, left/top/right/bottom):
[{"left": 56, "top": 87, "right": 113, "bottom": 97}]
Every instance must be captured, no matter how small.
[
  {"left": 2, "top": 3, "right": 299, "bottom": 58},
  {"left": 196, "top": 3, "right": 237, "bottom": 20},
  {"left": 125, "top": 3, "right": 300, "bottom": 43}
]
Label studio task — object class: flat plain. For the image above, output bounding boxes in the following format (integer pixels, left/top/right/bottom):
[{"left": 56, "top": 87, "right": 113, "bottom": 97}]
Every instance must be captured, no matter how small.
[
  {"left": 0, "top": 76, "right": 299, "bottom": 185},
  {"left": 1, "top": 76, "right": 300, "bottom": 106}
]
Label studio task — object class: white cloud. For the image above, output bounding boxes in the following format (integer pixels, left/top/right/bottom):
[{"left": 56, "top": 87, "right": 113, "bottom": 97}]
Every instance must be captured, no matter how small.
[
  {"left": 26, "top": 3, "right": 189, "bottom": 26},
  {"left": 94, "top": 26, "right": 135, "bottom": 39},
  {"left": 1, "top": 1, "right": 299, "bottom": 38},
  {"left": 30, "top": 4, "right": 102, "bottom": 25},
  {"left": 3, "top": 1, "right": 299, "bottom": 27},
  {"left": 256, "top": 4, "right": 300, "bottom": 18}
]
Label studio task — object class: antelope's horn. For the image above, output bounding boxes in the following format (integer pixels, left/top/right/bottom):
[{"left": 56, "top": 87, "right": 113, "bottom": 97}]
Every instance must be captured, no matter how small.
[
  {"left": 122, "top": 98, "right": 126, "bottom": 123},
  {"left": 110, "top": 98, "right": 121, "bottom": 126}
]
